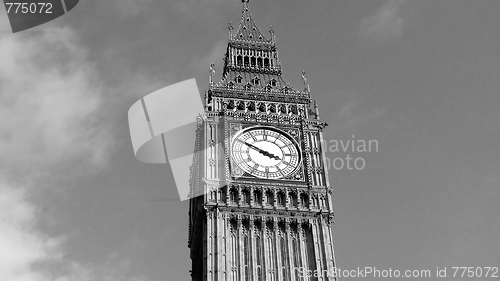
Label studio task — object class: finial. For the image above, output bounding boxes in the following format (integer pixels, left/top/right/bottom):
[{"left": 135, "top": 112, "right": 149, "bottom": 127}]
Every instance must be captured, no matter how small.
[
  {"left": 242, "top": 0, "right": 249, "bottom": 10},
  {"left": 269, "top": 25, "right": 275, "bottom": 43},
  {"left": 209, "top": 63, "right": 215, "bottom": 85},
  {"left": 314, "top": 100, "right": 320, "bottom": 119},
  {"left": 301, "top": 71, "right": 310, "bottom": 94}
]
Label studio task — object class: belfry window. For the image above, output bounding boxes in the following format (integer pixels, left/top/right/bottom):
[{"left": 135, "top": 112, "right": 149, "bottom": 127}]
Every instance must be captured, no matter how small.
[{"left": 264, "top": 58, "right": 270, "bottom": 68}]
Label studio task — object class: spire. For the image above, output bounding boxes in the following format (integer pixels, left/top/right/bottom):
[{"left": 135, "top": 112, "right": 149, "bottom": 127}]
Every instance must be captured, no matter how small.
[
  {"left": 269, "top": 25, "right": 275, "bottom": 44},
  {"left": 209, "top": 63, "right": 215, "bottom": 85},
  {"left": 228, "top": 21, "right": 233, "bottom": 38},
  {"left": 314, "top": 100, "right": 320, "bottom": 119},
  {"left": 302, "top": 71, "right": 311, "bottom": 94},
  {"left": 230, "top": 0, "right": 271, "bottom": 43}
]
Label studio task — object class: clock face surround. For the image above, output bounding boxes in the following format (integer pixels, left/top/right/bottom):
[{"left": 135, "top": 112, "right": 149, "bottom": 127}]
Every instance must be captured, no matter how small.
[{"left": 231, "top": 126, "right": 301, "bottom": 179}]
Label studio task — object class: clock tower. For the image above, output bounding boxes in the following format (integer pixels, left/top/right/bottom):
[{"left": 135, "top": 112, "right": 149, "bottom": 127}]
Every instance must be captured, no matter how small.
[{"left": 188, "top": 1, "right": 337, "bottom": 280}]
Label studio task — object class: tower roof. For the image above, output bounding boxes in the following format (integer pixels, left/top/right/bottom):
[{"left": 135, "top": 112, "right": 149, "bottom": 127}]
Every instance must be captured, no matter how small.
[
  {"left": 210, "top": 0, "right": 309, "bottom": 101},
  {"left": 230, "top": 0, "right": 273, "bottom": 44}
]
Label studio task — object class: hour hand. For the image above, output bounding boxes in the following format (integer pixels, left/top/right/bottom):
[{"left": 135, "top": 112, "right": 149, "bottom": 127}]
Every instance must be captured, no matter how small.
[
  {"left": 242, "top": 141, "right": 281, "bottom": 160},
  {"left": 260, "top": 150, "right": 281, "bottom": 161}
]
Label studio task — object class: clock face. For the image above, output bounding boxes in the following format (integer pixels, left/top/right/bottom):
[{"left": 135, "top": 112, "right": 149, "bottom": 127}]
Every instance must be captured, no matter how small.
[{"left": 231, "top": 126, "right": 301, "bottom": 179}]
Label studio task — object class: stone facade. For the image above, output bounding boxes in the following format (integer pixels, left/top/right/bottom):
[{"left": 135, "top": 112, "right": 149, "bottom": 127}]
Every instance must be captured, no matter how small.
[{"left": 188, "top": 1, "right": 337, "bottom": 280}]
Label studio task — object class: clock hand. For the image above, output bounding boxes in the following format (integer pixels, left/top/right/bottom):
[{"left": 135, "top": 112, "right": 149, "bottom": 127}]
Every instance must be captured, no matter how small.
[{"left": 242, "top": 141, "right": 281, "bottom": 160}]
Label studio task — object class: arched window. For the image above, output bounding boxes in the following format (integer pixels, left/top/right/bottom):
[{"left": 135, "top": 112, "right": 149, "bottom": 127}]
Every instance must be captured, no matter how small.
[
  {"left": 237, "top": 101, "right": 245, "bottom": 110},
  {"left": 277, "top": 191, "right": 286, "bottom": 207},
  {"left": 269, "top": 104, "right": 276, "bottom": 113},
  {"left": 247, "top": 102, "right": 255, "bottom": 112},
  {"left": 266, "top": 190, "right": 274, "bottom": 206},
  {"left": 237, "top": 55, "right": 243, "bottom": 66},
  {"left": 244, "top": 56, "right": 249, "bottom": 66},
  {"left": 264, "top": 58, "right": 270, "bottom": 68},
  {"left": 229, "top": 189, "right": 238, "bottom": 204},
  {"left": 219, "top": 187, "right": 227, "bottom": 203},
  {"left": 253, "top": 77, "right": 260, "bottom": 85},
  {"left": 257, "top": 57, "right": 263, "bottom": 68},
  {"left": 258, "top": 102, "right": 266, "bottom": 113},
  {"left": 251, "top": 57, "right": 256, "bottom": 67},
  {"left": 279, "top": 104, "right": 287, "bottom": 114},
  {"left": 253, "top": 190, "right": 262, "bottom": 205},
  {"left": 243, "top": 223, "right": 250, "bottom": 281},
  {"left": 242, "top": 189, "right": 250, "bottom": 205},
  {"left": 289, "top": 192, "right": 298, "bottom": 207},
  {"left": 300, "top": 193, "right": 308, "bottom": 208}
]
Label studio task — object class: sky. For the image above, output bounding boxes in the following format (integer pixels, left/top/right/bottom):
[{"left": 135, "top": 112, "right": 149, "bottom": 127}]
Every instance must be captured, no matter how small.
[{"left": 0, "top": 0, "right": 499, "bottom": 280}]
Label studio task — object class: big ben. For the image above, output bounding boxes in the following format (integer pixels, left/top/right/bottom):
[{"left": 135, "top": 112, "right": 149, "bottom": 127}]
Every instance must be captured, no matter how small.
[{"left": 188, "top": 1, "right": 337, "bottom": 280}]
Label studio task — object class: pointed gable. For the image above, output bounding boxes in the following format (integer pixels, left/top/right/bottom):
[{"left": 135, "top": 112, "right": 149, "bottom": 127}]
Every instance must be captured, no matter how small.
[{"left": 231, "top": 0, "right": 271, "bottom": 43}]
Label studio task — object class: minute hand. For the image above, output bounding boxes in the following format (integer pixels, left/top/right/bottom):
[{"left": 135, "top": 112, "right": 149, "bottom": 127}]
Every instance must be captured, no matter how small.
[{"left": 243, "top": 141, "right": 281, "bottom": 160}]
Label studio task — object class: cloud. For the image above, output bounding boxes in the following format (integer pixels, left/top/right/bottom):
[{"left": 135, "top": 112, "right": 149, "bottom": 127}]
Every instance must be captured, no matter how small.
[
  {"left": 0, "top": 178, "right": 147, "bottom": 281},
  {"left": 174, "top": 0, "right": 239, "bottom": 20},
  {"left": 109, "top": 0, "right": 154, "bottom": 18},
  {"left": 0, "top": 10, "right": 145, "bottom": 281},
  {"left": 0, "top": 178, "right": 61, "bottom": 281},
  {"left": 0, "top": 29, "right": 112, "bottom": 175},
  {"left": 337, "top": 101, "right": 386, "bottom": 128},
  {"left": 359, "top": 0, "right": 409, "bottom": 42}
]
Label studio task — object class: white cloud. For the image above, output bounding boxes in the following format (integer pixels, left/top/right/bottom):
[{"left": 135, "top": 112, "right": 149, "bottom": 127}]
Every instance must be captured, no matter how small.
[
  {"left": 359, "top": 0, "right": 409, "bottom": 42},
  {"left": 0, "top": 178, "right": 147, "bottom": 281},
  {"left": 0, "top": 21, "right": 112, "bottom": 175},
  {"left": 0, "top": 179, "right": 60, "bottom": 281},
  {"left": 0, "top": 10, "right": 145, "bottom": 281}
]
